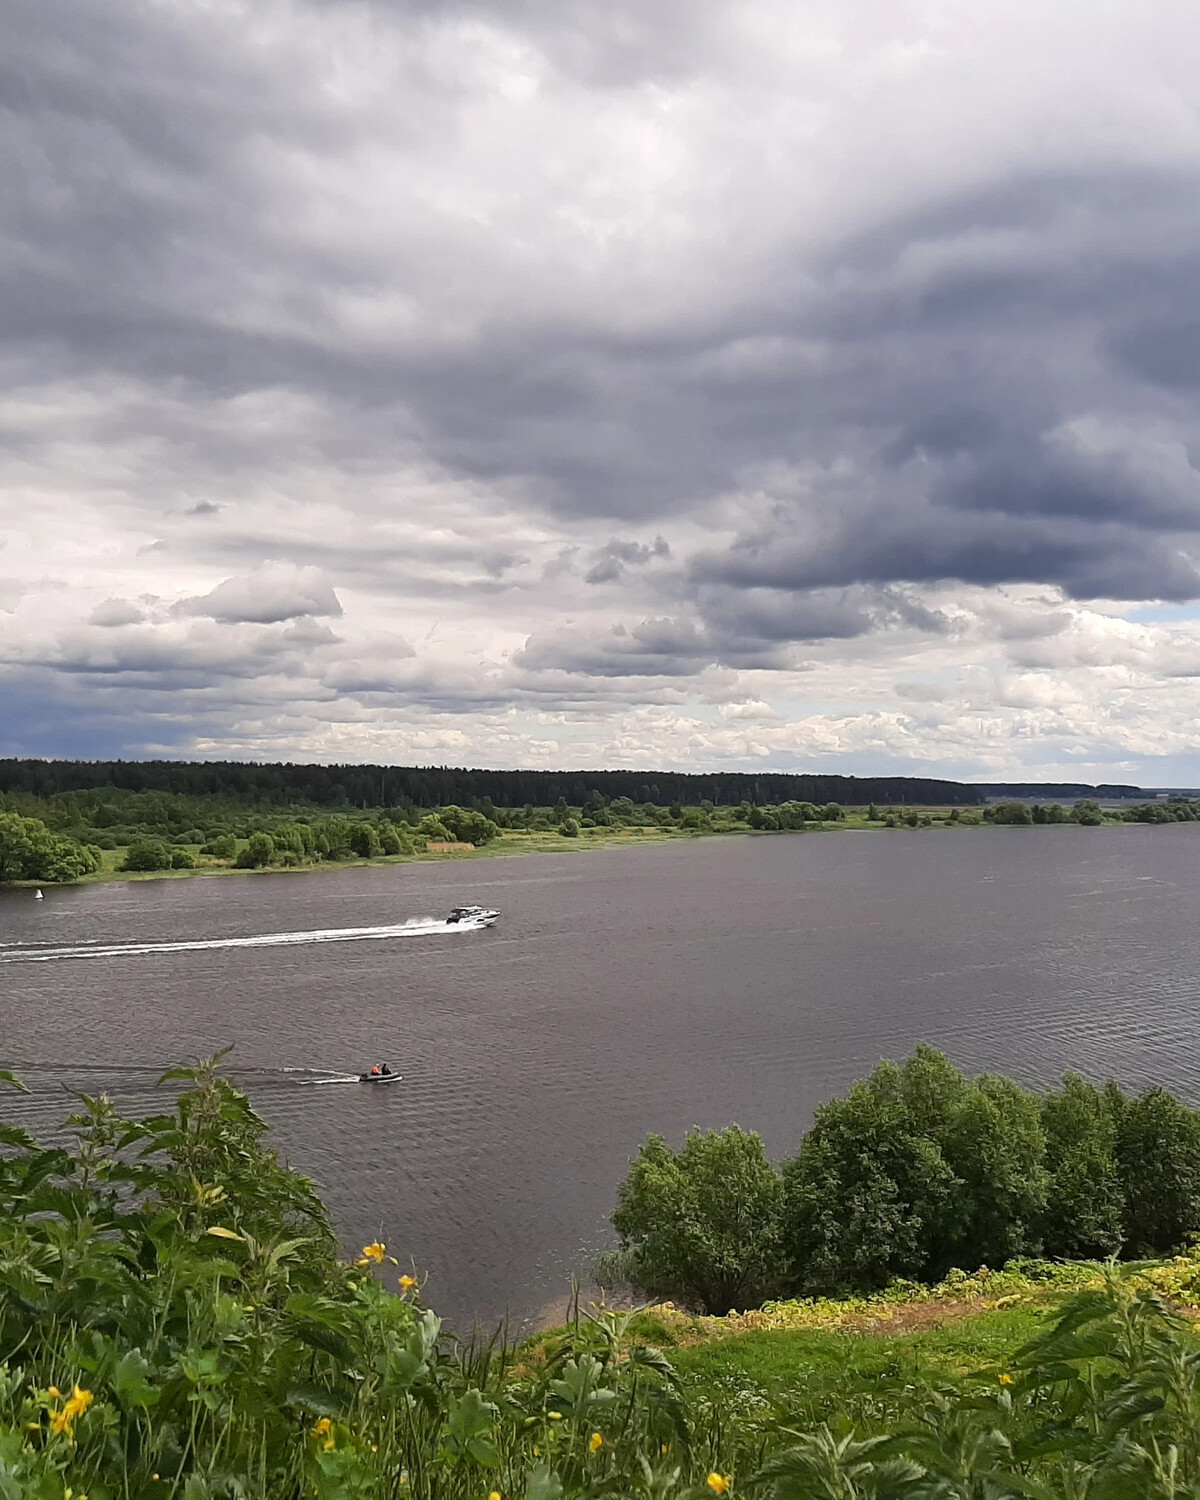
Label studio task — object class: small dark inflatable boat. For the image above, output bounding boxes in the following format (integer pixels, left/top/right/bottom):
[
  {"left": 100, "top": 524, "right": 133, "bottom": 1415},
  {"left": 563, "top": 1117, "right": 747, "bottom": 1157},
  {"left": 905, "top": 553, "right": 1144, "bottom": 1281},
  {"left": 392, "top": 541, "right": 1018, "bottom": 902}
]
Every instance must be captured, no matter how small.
[{"left": 359, "top": 1068, "right": 402, "bottom": 1084}]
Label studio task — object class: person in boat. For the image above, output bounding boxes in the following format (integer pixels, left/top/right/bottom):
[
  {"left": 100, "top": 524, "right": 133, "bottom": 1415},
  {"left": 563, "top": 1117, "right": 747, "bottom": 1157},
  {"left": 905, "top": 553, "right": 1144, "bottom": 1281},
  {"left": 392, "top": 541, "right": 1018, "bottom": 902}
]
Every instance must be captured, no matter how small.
[{"left": 369, "top": 1063, "right": 394, "bottom": 1077}]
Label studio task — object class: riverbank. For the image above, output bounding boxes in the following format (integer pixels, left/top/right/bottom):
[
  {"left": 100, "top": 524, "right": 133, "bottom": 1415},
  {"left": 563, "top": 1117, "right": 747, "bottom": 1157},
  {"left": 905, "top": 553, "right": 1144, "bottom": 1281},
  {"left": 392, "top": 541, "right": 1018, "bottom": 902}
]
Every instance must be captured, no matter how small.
[
  {"left": 26, "top": 802, "right": 1176, "bottom": 889},
  {"left": 71, "top": 821, "right": 690, "bottom": 884}
]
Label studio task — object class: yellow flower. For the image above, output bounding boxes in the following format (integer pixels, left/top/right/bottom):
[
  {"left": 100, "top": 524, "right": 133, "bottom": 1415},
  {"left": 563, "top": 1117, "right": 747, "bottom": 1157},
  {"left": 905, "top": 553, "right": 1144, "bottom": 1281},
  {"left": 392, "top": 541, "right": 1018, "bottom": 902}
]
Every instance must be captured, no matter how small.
[
  {"left": 398, "top": 1274, "right": 418, "bottom": 1292},
  {"left": 64, "top": 1386, "right": 93, "bottom": 1420},
  {"left": 548, "top": 1410, "right": 562, "bottom": 1420},
  {"left": 49, "top": 1409, "right": 73, "bottom": 1436},
  {"left": 589, "top": 1432, "right": 604, "bottom": 1453},
  {"left": 999, "top": 1373, "right": 1015, "bottom": 1386},
  {"left": 707, "top": 1475, "right": 731, "bottom": 1494},
  {"left": 47, "top": 1386, "right": 61, "bottom": 1399},
  {"left": 313, "top": 1418, "right": 332, "bottom": 1436},
  {"left": 323, "top": 1437, "right": 336, "bottom": 1452},
  {"left": 360, "top": 1242, "right": 386, "bottom": 1264},
  {"left": 489, "top": 1492, "right": 502, "bottom": 1500}
]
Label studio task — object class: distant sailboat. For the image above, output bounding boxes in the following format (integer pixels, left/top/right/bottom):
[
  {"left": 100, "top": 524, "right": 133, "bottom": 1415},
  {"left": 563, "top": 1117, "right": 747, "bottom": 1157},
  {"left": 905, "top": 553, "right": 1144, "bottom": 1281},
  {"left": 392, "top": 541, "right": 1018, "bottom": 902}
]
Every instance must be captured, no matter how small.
[{"left": 34, "top": 890, "right": 43, "bottom": 900}]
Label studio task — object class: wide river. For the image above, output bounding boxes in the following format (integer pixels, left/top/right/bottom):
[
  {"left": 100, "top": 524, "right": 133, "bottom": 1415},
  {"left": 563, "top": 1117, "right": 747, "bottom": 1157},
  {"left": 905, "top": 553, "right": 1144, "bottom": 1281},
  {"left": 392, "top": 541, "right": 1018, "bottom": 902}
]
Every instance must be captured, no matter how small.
[{"left": 2, "top": 828, "right": 1198, "bottom": 1328}]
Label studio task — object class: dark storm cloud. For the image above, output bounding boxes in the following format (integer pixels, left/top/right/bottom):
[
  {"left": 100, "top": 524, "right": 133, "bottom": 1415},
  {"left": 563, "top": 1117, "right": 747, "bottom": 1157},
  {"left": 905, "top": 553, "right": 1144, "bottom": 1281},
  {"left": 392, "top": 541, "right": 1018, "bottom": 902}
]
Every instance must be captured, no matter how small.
[{"left": 5, "top": 0, "right": 1200, "bottom": 745}]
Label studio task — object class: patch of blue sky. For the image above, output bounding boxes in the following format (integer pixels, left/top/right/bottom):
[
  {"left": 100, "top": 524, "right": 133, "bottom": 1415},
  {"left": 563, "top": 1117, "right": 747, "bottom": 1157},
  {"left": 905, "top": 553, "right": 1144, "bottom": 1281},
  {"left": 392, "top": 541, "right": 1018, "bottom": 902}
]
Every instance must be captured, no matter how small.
[{"left": 1124, "top": 604, "right": 1200, "bottom": 624}]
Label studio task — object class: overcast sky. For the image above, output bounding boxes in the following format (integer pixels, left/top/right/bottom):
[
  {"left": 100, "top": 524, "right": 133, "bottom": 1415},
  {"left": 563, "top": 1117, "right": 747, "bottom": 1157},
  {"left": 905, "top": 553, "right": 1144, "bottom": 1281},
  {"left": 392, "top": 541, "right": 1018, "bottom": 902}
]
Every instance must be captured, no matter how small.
[{"left": 3, "top": 0, "right": 1200, "bottom": 782}]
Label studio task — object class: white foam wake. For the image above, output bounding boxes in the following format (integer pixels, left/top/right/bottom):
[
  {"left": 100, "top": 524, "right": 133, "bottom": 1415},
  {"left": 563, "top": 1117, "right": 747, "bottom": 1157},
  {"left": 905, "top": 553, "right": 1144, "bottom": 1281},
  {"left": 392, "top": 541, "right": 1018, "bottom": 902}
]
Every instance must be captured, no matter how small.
[{"left": 0, "top": 917, "right": 485, "bottom": 964}]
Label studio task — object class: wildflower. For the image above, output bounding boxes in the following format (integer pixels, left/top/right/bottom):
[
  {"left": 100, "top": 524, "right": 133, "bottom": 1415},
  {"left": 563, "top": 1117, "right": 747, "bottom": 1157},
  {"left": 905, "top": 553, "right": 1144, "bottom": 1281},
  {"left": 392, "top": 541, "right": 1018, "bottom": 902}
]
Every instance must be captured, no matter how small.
[
  {"left": 313, "top": 1418, "right": 332, "bottom": 1436},
  {"left": 324, "top": 1438, "right": 336, "bottom": 1452},
  {"left": 360, "top": 1241, "right": 386, "bottom": 1264},
  {"left": 47, "top": 1386, "right": 61, "bottom": 1399},
  {"left": 65, "top": 1386, "right": 93, "bottom": 1420},
  {"left": 489, "top": 1492, "right": 502, "bottom": 1500},
  {"left": 50, "top": 1409, "right": 73, "bottom": 1436},
  {"left": 589, "top": 1432, "right": 603, "bottom": 1453},
  {"left": 999, "top": 1373, "right": 1015, "bottom": 1386},
  {"left": 707, "top": 1475, "right": 731, "bottom": 1494},
  {"left": 399, "top": 1274, "right": 418, "bottom": 1292},
  {"left": 548, "top": 1411, "right": 562, "bottom": 1421}
]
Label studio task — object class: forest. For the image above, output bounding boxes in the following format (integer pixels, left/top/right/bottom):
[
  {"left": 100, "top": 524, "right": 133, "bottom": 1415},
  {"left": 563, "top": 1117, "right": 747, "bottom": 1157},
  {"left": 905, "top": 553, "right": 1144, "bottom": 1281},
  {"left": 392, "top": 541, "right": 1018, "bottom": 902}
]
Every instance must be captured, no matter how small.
[{"left": 0, "top": 758, "right": 993, "bottom": 809}]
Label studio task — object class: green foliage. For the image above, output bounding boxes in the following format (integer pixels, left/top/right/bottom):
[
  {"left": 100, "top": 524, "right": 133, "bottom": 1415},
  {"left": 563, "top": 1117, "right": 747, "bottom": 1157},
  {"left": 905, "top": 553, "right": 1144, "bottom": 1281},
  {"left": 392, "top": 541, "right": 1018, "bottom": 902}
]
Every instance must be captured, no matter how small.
[
  {"left": 0, "top": 812, "right": 101, "bottom": 883},
  {"left": 121, "top": 837, "right": 174, "bottom": 871},
  {"left": 1116, "top": 1086, "right": 1200, "bottom": 1253},
  {"left": 0, "top": 1066, "right": 707, "bottom": 1499},
  {"left": 611, "top": 1125, "right": 784, "bottom": 1313},
  {"left": 984, "top": 800, "right": 1034, "bottom": 824},
  {"left": 347, "top": 821, "right": 381, "bottom": 858},
  {"left": 7, "top": 1061, "right": 1200, "bottom": 1498},
  {"left": 235, "top": 830, "right": 276, "bottom": 868},
  {"left": 624, "top": 1049, "right": 1200, "bottom": 1314},
  {"left": 1041, "top": 1072, "right": 1125, "bottom": 1257},
  {"left": 781, "top": 1049, "right": 1048, "bottom": 1293},
  {"left": 439, "top": 806, "right": 501, "bottom": 845},
  {"left": 210, "top": 831, "right": 238, "bottom": 859}
]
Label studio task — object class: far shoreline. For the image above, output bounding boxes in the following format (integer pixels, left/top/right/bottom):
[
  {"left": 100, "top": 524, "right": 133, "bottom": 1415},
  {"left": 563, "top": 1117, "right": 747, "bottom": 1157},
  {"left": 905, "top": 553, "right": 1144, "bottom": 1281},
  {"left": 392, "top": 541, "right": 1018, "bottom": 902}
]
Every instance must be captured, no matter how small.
[{"left": 9, "top": 811, "right": 1178, "bottom": 892}]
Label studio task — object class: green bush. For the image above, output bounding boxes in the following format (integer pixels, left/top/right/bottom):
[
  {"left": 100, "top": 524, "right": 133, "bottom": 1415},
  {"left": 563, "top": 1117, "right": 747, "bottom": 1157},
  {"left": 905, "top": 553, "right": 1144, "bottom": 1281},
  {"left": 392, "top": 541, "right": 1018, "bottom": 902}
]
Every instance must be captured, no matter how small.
[
  {"left": 121, "top": 838, "right": 174, "bottom": 872},
  {"left": 622, "top": 1049, "right": 1200, "bottom": 1309},
  {"left": 235, "top": 831, "right": 275, "bottom": 868},
  {"left": 439, "top": 806, "right": 500, "bottom": 845},
  {"left": 347, "top": 821, "right": 382, "bottom": 858},
  {"left": 611, "top": 1125, "right": 784, "bottom": 1313},
  {"left": 0, "top": 812, "right": 102, "bottom": 883},
  {"left": 210, "top": 831, "right": 238, "bottom": 860}
]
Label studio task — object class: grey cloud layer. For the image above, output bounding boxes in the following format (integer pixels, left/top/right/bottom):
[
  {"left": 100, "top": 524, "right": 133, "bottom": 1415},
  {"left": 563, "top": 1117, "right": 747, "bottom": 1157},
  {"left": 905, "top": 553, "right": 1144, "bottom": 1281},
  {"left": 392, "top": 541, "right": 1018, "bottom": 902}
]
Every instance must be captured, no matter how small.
[{"left": 3, "top": 0, "right": 1200, "bottom": 771}]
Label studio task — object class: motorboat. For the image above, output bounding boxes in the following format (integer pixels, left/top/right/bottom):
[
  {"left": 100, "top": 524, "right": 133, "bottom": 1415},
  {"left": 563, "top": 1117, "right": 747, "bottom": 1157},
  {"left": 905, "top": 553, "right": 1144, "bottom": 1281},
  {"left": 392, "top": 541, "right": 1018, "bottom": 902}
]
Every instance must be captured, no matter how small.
[
  {"left": 359, "top": 1066, "right": 402, "bottom": 1084},
  {"left": 446, "top": 905, "right": 499, "bottom": 927}
]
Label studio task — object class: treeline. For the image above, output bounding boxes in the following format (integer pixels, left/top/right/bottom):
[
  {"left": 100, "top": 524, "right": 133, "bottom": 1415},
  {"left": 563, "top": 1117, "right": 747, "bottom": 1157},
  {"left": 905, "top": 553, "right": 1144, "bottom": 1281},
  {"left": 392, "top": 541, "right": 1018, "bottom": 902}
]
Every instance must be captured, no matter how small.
[
  {"left": 979, "top": 781, "right": 1144, "bottom": 798},
  {"left": 606, "top": 1047, "right": 1200, "bottom": 1314},
  {"left": 0, "top": 757, "right": 988, "bottom": 808}
]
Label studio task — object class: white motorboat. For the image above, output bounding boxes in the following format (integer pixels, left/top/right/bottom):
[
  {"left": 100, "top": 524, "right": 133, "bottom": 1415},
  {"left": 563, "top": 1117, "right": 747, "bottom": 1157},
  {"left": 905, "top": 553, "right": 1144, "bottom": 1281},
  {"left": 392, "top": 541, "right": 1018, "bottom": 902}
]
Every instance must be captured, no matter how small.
[{"left": 446, "top": 905, "right": 499, "bottom": 927}]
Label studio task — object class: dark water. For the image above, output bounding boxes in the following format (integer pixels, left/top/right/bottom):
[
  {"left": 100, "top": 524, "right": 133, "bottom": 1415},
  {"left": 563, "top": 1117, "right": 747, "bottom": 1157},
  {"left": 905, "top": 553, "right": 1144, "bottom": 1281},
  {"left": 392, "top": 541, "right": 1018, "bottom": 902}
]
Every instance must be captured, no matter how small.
[{"left": 2, "top": 829, "right": 1199, "bottom": 1328}]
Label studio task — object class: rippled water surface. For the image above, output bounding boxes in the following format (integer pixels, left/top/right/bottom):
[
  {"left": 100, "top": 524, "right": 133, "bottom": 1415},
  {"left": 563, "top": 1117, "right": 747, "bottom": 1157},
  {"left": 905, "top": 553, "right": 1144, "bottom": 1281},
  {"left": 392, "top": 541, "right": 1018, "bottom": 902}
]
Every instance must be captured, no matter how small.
[{"left": 2, "top": 829, "right": 1198, "bottom": 1327}]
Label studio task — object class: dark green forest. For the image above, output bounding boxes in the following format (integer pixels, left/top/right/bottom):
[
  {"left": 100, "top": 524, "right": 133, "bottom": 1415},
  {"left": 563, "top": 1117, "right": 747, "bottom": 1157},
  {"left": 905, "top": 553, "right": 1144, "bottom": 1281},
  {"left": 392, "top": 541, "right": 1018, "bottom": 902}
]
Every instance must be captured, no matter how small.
[{"left": 0, "top": 758, "right": 992, "bottom": 808}]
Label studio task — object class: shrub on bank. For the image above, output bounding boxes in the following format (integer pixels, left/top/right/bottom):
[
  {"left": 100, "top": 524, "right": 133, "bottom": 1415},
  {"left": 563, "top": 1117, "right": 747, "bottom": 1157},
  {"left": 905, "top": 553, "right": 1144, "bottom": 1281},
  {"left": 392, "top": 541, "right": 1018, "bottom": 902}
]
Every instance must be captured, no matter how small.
[
  {"left": 0, "top": 812, "right": 102, "bottom": 883},
  {"left": 608, "top": 1047, "right": 1200, "bottom": 1311},
  {"left": 120, "top": 837, "right": 174, "bottom": 872}
]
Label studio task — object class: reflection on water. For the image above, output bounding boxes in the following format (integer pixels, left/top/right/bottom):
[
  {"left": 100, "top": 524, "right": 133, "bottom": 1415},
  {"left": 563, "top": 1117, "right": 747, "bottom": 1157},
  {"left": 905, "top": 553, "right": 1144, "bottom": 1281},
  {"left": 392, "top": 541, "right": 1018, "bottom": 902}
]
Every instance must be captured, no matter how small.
[{"left": 1, "top": 829, "right": 1198, "bottom": 1328}]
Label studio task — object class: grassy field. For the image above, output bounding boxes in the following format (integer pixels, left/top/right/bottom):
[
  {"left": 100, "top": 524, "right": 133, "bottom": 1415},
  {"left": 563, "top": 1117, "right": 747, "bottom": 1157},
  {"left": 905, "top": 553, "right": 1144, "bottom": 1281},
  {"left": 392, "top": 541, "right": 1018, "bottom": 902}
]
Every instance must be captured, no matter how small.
[{"left": 564, "top": 1255, "right": 1200, "bottom": 1436}]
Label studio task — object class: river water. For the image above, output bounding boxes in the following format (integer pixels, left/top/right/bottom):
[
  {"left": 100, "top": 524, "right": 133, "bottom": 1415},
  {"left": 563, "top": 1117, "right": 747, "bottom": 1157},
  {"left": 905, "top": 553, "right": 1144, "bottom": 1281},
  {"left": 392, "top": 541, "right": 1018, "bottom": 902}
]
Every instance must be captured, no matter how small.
[{"left": 1, "top": 828, "right": 1198, "bottom": 1328}]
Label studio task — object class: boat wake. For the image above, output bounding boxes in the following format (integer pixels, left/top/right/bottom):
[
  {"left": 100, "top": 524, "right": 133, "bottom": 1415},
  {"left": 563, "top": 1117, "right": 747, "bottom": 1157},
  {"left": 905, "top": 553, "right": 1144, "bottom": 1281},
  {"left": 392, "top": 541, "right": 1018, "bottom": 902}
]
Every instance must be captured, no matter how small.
[{"left": 0, "top": 916, "right": 485, "bottom": 965}]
